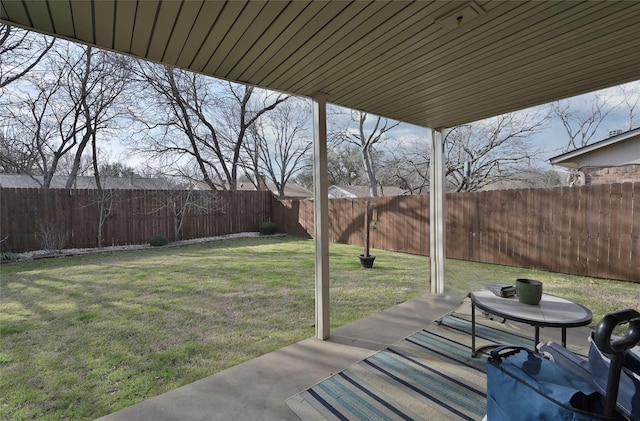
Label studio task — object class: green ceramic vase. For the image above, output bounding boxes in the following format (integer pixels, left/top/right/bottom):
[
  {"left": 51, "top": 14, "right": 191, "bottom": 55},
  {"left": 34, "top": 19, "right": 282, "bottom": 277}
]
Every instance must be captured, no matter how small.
[{"left": 516, "top": 278, "right": 543, "bottom": 305}]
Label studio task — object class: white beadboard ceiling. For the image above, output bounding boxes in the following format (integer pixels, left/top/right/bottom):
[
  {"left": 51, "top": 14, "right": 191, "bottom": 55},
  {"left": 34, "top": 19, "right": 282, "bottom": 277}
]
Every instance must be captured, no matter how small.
[{"left": 2, "top": 0, "right": 640, "bottom": 128}]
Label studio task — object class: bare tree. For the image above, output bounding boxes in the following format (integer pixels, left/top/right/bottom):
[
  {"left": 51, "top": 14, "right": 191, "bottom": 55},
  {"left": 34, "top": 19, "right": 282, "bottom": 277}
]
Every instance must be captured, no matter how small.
[
  {"left": 217, "top": 82, "right": 289, "bottom": 189},
  {"left": 65, "top": 46, "right": 132, "bottom": 188},
  {"left": 381, "top": 140, "right": 430, "bottom": 194},
  {"left": 297, "top": 143, "right": 368, "bottom": 189},
  {"left": 133, "top": 64, "right": 288, "bottom": 190},
  {"left": 90, "top": 134, "right": 115, "bottom": 248},
  {"left": 243, "top": 98, "right": 312, "bottom": 198},
  {"left": 0, "top": 25, "right": 55, "bottom": 89},
  {"left": 131, "top": 65, "right": 218, "bottom": 187},
  {"left": 331, "top": 110, "right": 401, "bottom": 196},
  {"left": 146, "top": 178, "right": 226, "bottom": 241},
  {"left": 444, "top": 110, "right": 550, "bottom": 192},
  {"left": 551, "top": 82, "right": 640, "bottom": 185},
  {"left": 1, "top": 80, "right": 59, "bottom": 186},
  {"left": 1, "top": 41, "right": 131, "bottom": 187},
  {"left": 97, "top": 161, "right": 138, "bottom": 178},
  {"left": 327, "top": 144, "right": 366, "bottom": 186},
  {"left": 0, "top": 26, "right": 54, "bottom": 176},
  {"left": 57, "top": 152, "right": 94, "bottom": 178},
  {"left": 83, "top": 187, "right": 118, "bottom": 248},
  {"left": 616, "top": 82, "right": 640, "bottom": 130},
  {"left": 78, "top": 157, "right": 140, "bottom": 248},
  {"left": 553, "top": 91, "right": 623, "bottom": 152},
  {"left": 0, "top": 126, "right": 41, "bottom": 174}
]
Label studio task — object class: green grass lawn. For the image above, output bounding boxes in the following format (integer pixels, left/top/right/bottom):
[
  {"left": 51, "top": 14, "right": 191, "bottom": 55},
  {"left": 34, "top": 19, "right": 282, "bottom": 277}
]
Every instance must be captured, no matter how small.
[{"left": 1, "top": 235, "right": 637, "bottom": 420}]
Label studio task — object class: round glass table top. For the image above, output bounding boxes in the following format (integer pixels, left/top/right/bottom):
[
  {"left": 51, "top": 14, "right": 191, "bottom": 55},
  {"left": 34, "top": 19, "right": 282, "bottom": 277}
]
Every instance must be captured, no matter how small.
[{"left": 470, "top": 290, "right": 592, "bottom": 328}]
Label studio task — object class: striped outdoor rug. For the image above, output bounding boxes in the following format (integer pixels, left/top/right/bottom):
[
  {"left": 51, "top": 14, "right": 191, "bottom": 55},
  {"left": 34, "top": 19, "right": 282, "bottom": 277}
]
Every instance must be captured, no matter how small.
[{"left": 286, "top": 313, "right": 536, "bottom": 421}]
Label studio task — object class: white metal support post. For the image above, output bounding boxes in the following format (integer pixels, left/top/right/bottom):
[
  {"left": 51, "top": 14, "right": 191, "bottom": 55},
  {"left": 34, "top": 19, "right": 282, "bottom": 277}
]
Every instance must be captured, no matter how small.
[
  {"left": 430, "top": 128, "right": 446, "bottom": 294},
  {"left": 312, "top": 93, "right": 330, "bottom": 339}
]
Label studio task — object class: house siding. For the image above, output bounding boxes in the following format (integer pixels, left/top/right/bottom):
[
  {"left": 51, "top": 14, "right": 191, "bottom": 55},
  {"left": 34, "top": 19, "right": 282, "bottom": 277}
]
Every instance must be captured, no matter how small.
[{"left": 582, "top": 164, "right": 640, "bottom": 185}]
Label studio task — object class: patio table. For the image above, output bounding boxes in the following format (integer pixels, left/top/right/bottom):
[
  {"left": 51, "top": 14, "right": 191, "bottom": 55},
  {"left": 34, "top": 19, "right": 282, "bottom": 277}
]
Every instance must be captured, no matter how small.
[{"left": 470, "top": 289, "right": 592, "bottom": 357}]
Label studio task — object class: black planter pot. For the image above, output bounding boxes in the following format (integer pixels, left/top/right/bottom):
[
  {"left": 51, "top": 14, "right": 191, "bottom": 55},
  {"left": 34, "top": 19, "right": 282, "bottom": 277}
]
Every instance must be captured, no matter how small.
[{"left": 359, "top": 254, "right": 376, "bottom": 268}]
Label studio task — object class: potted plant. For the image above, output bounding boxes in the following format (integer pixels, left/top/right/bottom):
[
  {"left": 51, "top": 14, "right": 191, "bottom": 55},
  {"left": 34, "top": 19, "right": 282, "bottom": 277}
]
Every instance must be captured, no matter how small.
[{"left": 359, "top": 201, "right": 376, "bottom": 268}]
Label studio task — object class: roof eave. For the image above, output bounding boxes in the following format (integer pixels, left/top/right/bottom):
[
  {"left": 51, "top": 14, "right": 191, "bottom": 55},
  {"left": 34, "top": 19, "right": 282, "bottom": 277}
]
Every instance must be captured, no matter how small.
[{"left": 549, "top": 127, "right": 640, "bottom": 166}]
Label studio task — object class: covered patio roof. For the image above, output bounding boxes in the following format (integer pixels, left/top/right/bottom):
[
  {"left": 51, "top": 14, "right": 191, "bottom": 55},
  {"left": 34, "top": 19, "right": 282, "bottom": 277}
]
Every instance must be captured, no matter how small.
[
  {"left": 2, "top": 1, "right": 640, "bottom": 129},
  {"left": 3, "top": 0, "right": 640, "bottom": 339}
]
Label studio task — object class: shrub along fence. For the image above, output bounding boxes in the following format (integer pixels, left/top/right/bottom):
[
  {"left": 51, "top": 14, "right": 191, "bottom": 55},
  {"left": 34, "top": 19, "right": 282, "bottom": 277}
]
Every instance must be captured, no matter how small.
[
  {"left": 271, "top": 182, "right": 640, "bottom": 283},
  {"left": 2, "top": 183, "right": 638, "bottom": 282}
]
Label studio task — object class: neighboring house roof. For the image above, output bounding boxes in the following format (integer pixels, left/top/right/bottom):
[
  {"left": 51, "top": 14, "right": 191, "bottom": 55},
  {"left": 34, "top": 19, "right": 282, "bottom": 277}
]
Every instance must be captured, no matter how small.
[
  {"left": 479, "top": 170, "right": 562, "bottom": 191},
  {"left": 0, "top": 174, "right": 173, "bottom": 189},
  {"left": 328, "top": 185, "right": 408, "bottom": 198},
  {"left": 190, "top": 179, "right": 311, "bottom": 199},
  {"left": 238, "top": 181, "right": 311, "bottom": 199},
  {"left": 269, "top": 182, "right": 312, "bottom": 199},
  {"left": 549, "top": 127, "right": 640, "bottom": 170}
]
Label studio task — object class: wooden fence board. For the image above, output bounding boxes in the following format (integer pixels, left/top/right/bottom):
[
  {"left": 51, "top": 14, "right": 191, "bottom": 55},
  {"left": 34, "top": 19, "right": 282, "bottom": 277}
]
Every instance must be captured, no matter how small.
[
  {"left": 529, "top": 189, "right": 540, "bottom": 270},
  {"left": 445, "top": 193, "right": 458, "bottom": 259},
  {"left": 541, "top": 187, "right": 553, "bottom": 272},
  {"left": 617, "top": 183, "right": 633, "bottom": 281},
  {"left": 586, "top": 185, "right": 598, "bottom": 276},
  {"left": 629, "top": 183, "right": 640, "bottom": 281},
  {"left": 497, "top": 190, "right": 513, "bottom": 265},
  {"left": 556, "top": 186, "right": 570, "bottom": 273},
  {"left": 595, "top": 184, "right": 610, "bottom": 279},
  {"left": 544, "top": 187, "right": 556, "bottom": 272},
  {"left": 536, "top": 188, "right": 546, "bottom": 271},
  {"left": 495, "top": 190, "right": 508, "bottom": 266},
  {"left": 546, "top": 187, "right": 559, "bottom": 272},
  {"left": 464, "top": 192, "right": 474, "bottom": 261},
  {"left": 456, "top": 192, "right": 468, "bottom": 260},
  {"left": 574, "top": 186, "right": 588, "bottom": 276},
  {"left": 479, "top": 191, "right": 490, "bottom": 264},
  {"left": 607, "top": 184, "right": 622, "bottom": 280},
  {"left": 498, "top": 189, "right": 511, "bottom": 267},
  {"left": 458, "top": 192, "right": 468, "bottom": 260},
  {"left": 512, "top": 189, "right": 524, "bottom": 266}
]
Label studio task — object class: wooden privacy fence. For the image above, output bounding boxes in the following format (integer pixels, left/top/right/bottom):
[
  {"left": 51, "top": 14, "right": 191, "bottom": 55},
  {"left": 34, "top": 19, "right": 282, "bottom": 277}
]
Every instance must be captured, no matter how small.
[
  {"left": 272, "top": 194, "right": 430, "bottom": 253},
  {"left": 2, "top": 183, "right": 638, "bottom": 282},
  {"left": 0, "top": 188, "right": 272, "bottom": 253},
  {"left": 446, "top": 183, "right": 639, "bottom": 282},
  {"left": 271, "top": 182, "right": 640, "bottom": 283}
]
